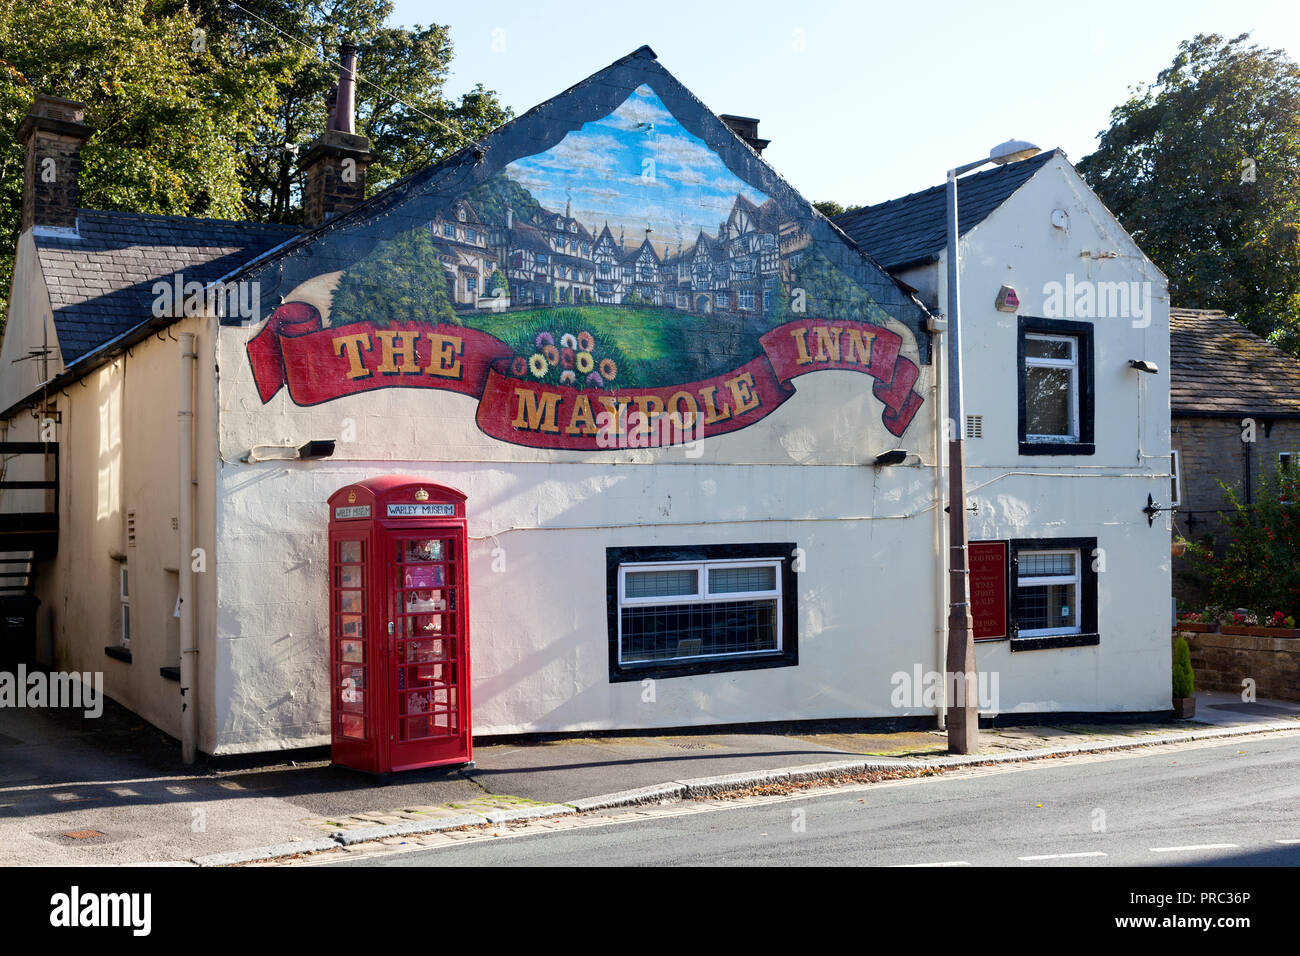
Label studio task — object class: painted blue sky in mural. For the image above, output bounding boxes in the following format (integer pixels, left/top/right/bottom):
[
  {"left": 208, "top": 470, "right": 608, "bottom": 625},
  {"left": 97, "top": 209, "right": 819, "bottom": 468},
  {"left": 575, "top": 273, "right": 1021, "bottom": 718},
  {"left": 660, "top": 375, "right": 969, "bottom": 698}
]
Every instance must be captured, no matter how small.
[{"left": 505, "top": 84, "right": 770, "bottom": 256}]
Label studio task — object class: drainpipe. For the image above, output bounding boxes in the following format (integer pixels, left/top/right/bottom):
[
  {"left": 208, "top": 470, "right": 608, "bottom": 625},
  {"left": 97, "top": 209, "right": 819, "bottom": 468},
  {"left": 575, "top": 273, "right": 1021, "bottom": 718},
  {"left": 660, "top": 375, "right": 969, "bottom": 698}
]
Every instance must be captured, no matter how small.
[
  {"left": 178, "top": 333, "right": 197, "bottom": 763},
  {"left": 929, "top": 314, "right": 948, "bottom": 730}
]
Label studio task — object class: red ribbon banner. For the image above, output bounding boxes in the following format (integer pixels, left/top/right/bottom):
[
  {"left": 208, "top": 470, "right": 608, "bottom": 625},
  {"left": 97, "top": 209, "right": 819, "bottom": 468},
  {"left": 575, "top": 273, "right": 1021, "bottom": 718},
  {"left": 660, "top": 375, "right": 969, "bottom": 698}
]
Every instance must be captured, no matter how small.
[{"left": 246, "top": 303, "right": 926, "bottom": 448}]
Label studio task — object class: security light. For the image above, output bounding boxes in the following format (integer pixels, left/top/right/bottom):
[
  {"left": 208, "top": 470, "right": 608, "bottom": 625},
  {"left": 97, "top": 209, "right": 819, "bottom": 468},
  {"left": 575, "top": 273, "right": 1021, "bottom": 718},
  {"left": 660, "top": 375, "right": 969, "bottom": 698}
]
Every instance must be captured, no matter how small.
[
  {"left": 874, "top": 449, "right": 908, "bottom": 466},
  {"left": 298, "top": 440, "right": 336, "bottom": 460},
  {"left": 1129, "top": 360, "right": 1159, "bottom": 374}
]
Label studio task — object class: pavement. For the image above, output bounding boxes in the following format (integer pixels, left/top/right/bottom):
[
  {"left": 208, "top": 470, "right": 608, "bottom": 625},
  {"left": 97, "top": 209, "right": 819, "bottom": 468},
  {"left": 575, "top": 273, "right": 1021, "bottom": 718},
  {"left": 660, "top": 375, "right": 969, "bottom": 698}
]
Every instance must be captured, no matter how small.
[
  {"left": 316, "top": 731, "right": 1300, "bottom": 868},
  {"left": 2, "top": 687, "right": 1298, "bottom": 866}
]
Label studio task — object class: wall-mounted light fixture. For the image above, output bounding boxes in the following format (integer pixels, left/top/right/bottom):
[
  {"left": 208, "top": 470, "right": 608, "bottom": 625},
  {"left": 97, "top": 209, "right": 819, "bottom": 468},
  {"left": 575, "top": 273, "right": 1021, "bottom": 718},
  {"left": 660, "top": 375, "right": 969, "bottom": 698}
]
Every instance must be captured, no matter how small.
[
  {"left": 1129, "top": 359, "right": 1159, "bottom": 374},
  {"left": 873, "top": 449, "right": 908, "bottom": 466},
  {"left": 298, "top": 440, "right": 336, "bottom": 460}
]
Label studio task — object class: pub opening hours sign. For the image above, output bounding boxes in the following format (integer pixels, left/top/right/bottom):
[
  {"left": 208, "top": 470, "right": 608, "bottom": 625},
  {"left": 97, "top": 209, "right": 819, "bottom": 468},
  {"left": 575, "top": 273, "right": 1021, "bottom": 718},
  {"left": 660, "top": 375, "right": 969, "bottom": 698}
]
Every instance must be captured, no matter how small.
[{"left": 969, "top": 540, "right": 1009, "bottom": 641}]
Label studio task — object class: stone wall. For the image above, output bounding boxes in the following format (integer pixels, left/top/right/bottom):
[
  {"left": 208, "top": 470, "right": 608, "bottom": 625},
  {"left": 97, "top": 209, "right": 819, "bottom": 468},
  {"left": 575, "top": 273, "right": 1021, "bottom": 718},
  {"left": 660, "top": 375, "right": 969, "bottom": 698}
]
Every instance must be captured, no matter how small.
[{"left": 1176, "top": 630, "right": 1300, "bottom": 701}]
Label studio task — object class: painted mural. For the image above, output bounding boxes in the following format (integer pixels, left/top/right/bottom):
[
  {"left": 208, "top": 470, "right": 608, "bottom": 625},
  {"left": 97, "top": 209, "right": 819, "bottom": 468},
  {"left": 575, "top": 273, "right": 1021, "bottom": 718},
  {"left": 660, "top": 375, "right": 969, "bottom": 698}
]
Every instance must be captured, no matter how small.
[{"left": 247, "top": 83, "right": 925, "bottom": 449}]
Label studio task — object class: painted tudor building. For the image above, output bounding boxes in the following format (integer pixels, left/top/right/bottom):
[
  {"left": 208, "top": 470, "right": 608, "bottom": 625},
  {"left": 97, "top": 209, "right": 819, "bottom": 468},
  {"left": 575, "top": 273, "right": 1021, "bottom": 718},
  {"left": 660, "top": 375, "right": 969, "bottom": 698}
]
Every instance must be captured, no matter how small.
[
  {"left": 0, "top": 46, "right": 1173, "bottom": 758},
  {"left": 443, "top": 189, "right": 805, "bottom": 316}
]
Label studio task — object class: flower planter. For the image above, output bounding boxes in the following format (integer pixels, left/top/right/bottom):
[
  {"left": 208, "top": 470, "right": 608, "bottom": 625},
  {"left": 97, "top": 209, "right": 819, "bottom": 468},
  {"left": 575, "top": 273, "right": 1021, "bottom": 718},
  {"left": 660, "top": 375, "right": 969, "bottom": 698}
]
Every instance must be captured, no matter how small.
[
  {"left": 1173, "top": 697, "right": 1196, "bottom": 719},
  {"left": 1219, "top": 625, "right": 1300, "bottom": 638},
  {"left": 1174, "top": 621, "right": 1217, "bottom": 634}
]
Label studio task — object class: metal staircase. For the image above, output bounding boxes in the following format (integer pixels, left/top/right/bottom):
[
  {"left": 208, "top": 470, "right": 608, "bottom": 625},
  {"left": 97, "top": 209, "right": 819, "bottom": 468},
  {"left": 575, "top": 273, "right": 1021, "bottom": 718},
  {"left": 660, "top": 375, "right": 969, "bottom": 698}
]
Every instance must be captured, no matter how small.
[{"left": 0, "top": 441, "right": 59, "bottom": 596}]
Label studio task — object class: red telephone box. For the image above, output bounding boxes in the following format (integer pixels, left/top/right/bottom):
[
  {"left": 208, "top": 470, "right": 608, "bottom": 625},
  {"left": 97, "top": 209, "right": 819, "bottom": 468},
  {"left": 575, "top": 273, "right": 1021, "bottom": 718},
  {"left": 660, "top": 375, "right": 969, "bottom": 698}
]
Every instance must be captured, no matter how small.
[{"left": 327, "top": 477, "right": 472, "bottom": 774}]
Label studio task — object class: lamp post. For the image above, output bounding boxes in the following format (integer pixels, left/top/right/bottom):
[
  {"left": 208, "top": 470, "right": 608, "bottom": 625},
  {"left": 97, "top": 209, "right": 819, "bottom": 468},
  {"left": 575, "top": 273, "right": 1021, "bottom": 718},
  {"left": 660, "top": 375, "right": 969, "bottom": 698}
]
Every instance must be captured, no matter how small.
[{"left": 944, "top": 139, "right": 1039, "bottom": 755}]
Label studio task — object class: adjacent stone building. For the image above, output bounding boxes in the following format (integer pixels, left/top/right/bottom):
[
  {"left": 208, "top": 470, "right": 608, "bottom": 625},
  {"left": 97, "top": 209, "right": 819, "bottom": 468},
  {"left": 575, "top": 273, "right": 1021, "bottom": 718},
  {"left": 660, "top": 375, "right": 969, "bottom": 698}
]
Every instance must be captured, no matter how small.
[{"left": 1169, "top": 307, "right": 1300, "bottom": 603}]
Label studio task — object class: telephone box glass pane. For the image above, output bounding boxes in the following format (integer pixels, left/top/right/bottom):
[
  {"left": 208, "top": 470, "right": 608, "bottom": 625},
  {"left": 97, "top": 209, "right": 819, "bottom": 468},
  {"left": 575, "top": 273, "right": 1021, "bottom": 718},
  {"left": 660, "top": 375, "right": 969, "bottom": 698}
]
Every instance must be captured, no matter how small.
[
  {"left": 338, "top": 565, "right": 363, "bottom": 589},
  {"left": 400, "top": 539, "right": 444, "bottom": 563},
  {"left": 341, "top": 614, "right": 364, "bottom": 639},
  {"left": 340, "top": 714, "right": 365, "bottom": 739},
  {"left": 339, "top": 540, "right": 362, "bottom": 563},
  {"left": 340, "top": 639, "right": 364, "bottom": 663},
  {"left": 339, "top": 590, "right": 363, "bottom": 614}
]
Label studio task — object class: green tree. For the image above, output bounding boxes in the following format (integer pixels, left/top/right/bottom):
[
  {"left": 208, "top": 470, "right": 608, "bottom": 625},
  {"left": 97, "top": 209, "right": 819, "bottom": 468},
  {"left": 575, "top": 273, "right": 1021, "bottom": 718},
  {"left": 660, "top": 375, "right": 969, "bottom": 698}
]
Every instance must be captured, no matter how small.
[
  {"left": 188, "top": 0, "right": 511, "bottom": 222},
  {"left": 329, "top": 225, "right": 458, "bottom": 326},
  {"left": 812, "top": 200, "right": 862, "bottom": 219},
  {"left": 1184, "top": 460, "right": 1300, "bottom": 617},
  {"left": 0, "top": 0, "right": 276, "bottom": 318},
  {"left": 1077, "top": 34, "right": 1300, "bottom": 352}
]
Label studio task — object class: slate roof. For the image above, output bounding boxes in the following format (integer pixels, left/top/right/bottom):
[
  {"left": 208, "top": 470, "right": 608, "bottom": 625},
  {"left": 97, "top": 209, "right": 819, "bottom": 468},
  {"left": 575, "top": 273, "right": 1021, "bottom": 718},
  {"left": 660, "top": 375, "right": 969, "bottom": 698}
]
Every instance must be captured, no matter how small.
[
  {"left": 34, "top": 210, "right": 301, "bottom": 362},
  {"left": 1170, "top": 308, "right": 1300, "bottom": 416},
  {"left": 833, "top": 149, "right": 1060, "bottom": 271}
]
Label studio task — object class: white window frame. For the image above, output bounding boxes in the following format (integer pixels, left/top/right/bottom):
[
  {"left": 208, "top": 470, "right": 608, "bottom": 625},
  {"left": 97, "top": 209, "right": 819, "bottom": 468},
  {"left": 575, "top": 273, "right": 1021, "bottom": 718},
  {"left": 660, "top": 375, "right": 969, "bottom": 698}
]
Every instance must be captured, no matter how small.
[
  {"left": 1015, "top": 548, "right": 1081, "bottom": 638},
  {"left": 1023, "top": 333, "right": 1079, "bottom": 443},
  {"left": 616, "top": 558, "right": 783, "bottom": 665},
  {"left": 119, "top": 561, "right": 131, "bottom": 649},
  {"left": 1170, "top": 450, "right": 1182, "bottom": 507}
]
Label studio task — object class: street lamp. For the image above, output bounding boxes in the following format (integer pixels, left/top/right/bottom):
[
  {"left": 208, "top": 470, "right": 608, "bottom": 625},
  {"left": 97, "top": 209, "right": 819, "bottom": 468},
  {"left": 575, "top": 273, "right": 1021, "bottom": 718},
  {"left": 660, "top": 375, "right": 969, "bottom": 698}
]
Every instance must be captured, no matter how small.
[{"left": 944, "top": 139, "right": 1039, "bottom": 755}]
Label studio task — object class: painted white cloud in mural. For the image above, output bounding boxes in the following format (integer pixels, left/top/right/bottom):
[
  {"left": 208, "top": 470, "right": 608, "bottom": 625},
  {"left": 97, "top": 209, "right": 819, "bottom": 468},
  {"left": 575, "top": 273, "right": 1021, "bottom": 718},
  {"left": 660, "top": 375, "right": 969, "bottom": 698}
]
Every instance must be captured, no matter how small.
[{"left": 505, "top": 84, "right": 770, "bottom": 254}]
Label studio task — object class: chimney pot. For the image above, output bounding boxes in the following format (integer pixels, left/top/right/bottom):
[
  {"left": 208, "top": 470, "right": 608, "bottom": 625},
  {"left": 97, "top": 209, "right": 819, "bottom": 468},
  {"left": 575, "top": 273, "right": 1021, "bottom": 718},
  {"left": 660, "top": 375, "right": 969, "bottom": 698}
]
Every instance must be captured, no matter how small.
[
  {"left": 299, "top": 43, "right": 372, "bottom": 229},
  {"left": 719, "top": 114, "right": 770, "bottom": 154}
]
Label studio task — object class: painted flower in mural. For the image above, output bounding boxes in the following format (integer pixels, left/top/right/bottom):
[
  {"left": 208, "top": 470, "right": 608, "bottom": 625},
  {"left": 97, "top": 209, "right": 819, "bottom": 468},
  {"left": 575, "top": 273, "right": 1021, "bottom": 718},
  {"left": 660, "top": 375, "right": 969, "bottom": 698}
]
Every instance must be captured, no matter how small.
[
  {"left": 560, "top": 333, "right": 578, "bottom": 350},
  {"left": 599, "top": 358, "right": 618, "bottom": 382},
  {"left": 528, "top": 353, "right": 548, "bottom": 378},
  {"left": 511, "top": 357, "right": 527, "bottom": 377},
  {"left": 535, "top": 331, "right": 555, "bottom": 348},
  {"left": 577, "top": 331, "right": 595, "bottom": 352},
  {"left": 560, "top": 369, "right": 576, "bottom": 385},
  {"left": 561, "top": 348, "right": 575, "bottom": 370},
  {"left": 576, "top": 351, "right": 594, "bottom": 374},
  {"left": 586, "top": 371, "right": 604, "bottom": 387},
  {"left": 543, "top": 345, "right": 560, "bottom": 367}
]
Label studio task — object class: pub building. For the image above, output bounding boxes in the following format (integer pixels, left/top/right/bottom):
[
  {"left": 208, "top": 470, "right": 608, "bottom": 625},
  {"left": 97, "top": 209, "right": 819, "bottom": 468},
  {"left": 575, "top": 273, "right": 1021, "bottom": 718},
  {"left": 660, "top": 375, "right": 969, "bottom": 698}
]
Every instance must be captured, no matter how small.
[{"left": 0, "top": 46, "right": 1172, "bottom": 764}]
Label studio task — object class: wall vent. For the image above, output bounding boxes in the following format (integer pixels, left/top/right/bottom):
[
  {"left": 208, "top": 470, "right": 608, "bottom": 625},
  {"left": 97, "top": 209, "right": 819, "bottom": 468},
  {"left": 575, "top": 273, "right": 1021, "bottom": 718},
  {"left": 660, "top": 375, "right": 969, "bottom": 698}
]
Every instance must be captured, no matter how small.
[
  {"left": 965, "top": 415, "right": 984, "bottom": 439},
  {"left": 126, "top": 511, "right": 136, "bottom": 548}
]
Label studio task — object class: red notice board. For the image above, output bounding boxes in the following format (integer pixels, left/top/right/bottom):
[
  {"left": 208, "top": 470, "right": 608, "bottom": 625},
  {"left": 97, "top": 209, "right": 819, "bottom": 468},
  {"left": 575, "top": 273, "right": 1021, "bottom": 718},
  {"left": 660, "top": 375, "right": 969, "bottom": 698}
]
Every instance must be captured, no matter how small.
[{"left": 969, "top": 540, "right": 1009, "bottom": 641}]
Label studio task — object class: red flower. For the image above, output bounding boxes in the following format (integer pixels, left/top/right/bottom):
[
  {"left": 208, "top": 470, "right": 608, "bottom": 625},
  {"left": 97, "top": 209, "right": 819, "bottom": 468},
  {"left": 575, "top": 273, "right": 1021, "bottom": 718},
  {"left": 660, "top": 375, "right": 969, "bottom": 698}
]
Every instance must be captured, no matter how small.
[{"left": 561, "top": 348, "right": 575, "bottom": 369}]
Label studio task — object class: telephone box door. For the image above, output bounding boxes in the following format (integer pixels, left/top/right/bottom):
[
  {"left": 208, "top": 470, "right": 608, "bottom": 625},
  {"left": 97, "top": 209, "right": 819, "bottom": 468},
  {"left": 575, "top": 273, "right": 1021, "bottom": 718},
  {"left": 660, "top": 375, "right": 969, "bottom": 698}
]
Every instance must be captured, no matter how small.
[{"left": 386, "top": 527, "right": 470, "bottom": 770}]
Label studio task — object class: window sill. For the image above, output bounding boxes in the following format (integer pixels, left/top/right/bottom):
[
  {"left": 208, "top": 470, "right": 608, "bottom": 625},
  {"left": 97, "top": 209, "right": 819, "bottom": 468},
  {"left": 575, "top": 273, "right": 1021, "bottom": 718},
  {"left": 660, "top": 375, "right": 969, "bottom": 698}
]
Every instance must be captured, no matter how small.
[
  {"left": 1019, "top": 441, "right": 1095, "bottom": 456},
  {"left": 104, "top": 646, "right": 132, "bottom": 663},
  {"left": 1010, "top": 632, "right": 1100, "bottom": 652},
  {"left": 160, "top": 666, "right": 180, "bottom": 682},
  {"left": 610, "top": 651, "right": 796, "bottom": 683}
]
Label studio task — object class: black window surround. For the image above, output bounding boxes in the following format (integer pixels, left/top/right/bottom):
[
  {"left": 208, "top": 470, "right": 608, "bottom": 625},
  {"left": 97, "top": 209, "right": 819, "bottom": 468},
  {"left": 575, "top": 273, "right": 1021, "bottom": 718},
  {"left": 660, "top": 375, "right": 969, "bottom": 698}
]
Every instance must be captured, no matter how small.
[
  {"left": 606, "top": 542, "right": 798, "bottom": 682},
  {"left": 1009, "top": 536, "right": 1100, "bottom": 651},
  {"left": 1018, "top": 315, "right": 1095, "bottom": 456}
]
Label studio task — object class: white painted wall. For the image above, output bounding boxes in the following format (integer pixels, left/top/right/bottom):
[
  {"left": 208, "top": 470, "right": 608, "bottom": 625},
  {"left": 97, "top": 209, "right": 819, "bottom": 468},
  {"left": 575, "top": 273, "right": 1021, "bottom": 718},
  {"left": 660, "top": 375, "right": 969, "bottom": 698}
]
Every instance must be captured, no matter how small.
[
  {"left": 935, "top": 153, "right": 1172, "bottom": 714},
  {"left": 213, "top": 309, "right": 942, "bottom": 751},
  {"left": 203, "top": 154, "right": 1172, "bottom": 752}
]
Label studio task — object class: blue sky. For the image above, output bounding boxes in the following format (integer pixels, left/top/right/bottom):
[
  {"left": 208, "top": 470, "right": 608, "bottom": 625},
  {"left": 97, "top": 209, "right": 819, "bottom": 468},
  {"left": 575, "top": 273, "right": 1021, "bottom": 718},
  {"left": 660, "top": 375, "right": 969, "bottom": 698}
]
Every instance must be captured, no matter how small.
[
  {"left": 389, "top": 0, "right": 1300, "bottom": 208},
  {"left": 505, "top": 85, "right": 770, "bottom": 254}
]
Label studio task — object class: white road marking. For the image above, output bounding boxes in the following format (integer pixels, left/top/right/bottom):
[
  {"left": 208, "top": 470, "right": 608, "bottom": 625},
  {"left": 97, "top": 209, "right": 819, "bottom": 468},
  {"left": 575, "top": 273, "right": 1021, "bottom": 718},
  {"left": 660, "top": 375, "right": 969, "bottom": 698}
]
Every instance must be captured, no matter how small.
[
  {"left": 1275, "top": 839, "right": 1300, "bottom": 845},
  {"left": 1018, "top": 851, "right": 1107, "bottom": 861},
  {"left": 1149, "top": 843, "right": 1239, "bottom": 853},
  {"left": 895, "top": 861, "right": 971, "bottom": 867}
]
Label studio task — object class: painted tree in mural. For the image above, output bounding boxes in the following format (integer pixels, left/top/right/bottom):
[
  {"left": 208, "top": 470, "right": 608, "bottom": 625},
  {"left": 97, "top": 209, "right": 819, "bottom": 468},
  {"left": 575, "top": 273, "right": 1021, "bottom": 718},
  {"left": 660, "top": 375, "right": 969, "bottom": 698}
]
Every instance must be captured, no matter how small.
[
  {"left": 1078, "top": 33, "right": 1300, "bottom": 353},
  {"left": 329, "top": 226, "right": 458, "bottom": 326}
]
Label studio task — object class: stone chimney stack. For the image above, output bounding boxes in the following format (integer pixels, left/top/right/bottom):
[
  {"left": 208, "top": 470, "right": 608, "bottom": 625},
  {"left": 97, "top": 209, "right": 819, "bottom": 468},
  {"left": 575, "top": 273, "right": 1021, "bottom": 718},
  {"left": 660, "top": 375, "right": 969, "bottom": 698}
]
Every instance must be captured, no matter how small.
[
  {"left": 300, "top": 41, "right": 373, "bottom": 229},
  {"left": 719, "top": 115, "right": 769, "bottom": 154},
  {"left": 18, "top": 94, "right": 93, "bottom": 232}
]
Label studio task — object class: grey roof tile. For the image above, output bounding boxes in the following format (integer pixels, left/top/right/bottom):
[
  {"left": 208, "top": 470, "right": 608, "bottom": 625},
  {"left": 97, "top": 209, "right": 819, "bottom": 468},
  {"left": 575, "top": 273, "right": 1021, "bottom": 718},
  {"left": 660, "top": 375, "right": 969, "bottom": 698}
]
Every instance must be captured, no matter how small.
[
  {"left": 833, "top": 150, "right": 1059, "bottom": 271},
  {"left": 34, "top": 209, "right": 301, "bottom": 362},
  {"left": 1171, "top": 308, "right": 1300, "bottom": 415}
]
